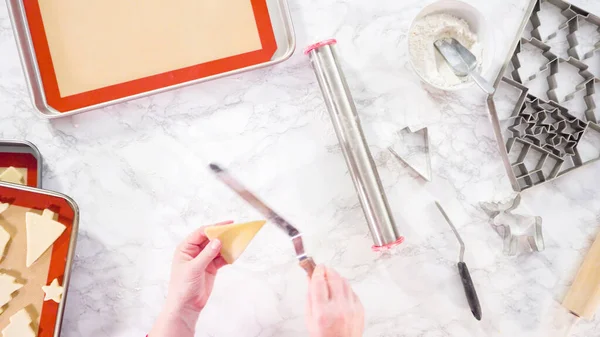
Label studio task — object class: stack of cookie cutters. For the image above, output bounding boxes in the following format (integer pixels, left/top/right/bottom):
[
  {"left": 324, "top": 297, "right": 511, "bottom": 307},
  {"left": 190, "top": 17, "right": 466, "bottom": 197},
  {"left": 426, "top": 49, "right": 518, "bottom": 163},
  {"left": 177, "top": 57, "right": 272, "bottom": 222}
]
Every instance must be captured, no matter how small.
[{"left": 487, "top": 0, "right": 600, "bottom": 191}]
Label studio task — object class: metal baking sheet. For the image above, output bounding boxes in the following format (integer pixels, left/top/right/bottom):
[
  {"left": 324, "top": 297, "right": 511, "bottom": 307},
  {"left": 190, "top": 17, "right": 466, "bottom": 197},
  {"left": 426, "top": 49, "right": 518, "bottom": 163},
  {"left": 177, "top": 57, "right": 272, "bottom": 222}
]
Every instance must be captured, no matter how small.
[
  {"left": 6, "top": 0, "right": 295, "bottom": 118},
  {"left": 0, "top": 140, "right": 42, "bottom": 188},
  {"left": 487, "top": 0, "right": 600, "bottom": 191},
  {"left": 0, "top": 182, "right": 79, "bottom": 337}
]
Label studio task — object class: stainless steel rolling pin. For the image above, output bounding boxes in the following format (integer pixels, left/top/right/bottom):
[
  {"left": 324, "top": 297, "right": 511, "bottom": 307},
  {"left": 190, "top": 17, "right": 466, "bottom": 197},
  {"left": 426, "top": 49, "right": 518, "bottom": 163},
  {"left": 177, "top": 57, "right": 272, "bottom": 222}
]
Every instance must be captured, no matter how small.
[{"left": 305, "top": 39, "right": 404, "bottom": 250}]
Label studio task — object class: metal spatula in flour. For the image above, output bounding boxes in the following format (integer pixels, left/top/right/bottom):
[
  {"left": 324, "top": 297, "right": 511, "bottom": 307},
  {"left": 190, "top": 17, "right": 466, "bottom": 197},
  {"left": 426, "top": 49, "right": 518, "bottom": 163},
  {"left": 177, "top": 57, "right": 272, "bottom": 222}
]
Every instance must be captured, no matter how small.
[{"left": 434, "top": 38, "right": 495, "bottom": 94}]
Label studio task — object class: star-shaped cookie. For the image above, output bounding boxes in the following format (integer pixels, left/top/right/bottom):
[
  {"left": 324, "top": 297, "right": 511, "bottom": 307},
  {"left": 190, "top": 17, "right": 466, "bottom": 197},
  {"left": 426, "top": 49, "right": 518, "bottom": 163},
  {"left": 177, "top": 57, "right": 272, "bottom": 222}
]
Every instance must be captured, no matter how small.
[{"left": 42, "top": 278, "right": 63, "bottom": 303}]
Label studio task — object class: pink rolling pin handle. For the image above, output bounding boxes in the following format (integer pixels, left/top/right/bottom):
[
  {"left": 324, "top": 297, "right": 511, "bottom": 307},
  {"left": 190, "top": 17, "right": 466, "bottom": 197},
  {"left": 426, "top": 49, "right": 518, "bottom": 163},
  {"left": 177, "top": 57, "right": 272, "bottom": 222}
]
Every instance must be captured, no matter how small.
[
  {"left": 300, "top": 257, "right": 316, "bottom": 277},
  {"left": 372, "top": 237, "right": 405, "bottom": 252},
  {"left": 304, "top": 39, "right": 337, "bottom": 54}
]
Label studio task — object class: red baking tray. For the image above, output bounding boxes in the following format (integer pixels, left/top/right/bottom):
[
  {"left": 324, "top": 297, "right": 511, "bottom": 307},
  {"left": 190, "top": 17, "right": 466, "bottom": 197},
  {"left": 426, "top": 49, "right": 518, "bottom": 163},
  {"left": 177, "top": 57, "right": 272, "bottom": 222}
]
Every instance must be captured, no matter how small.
[
  {"left": 0, "top": 153, "right": 38, "bottom": 188},
  {"left": 0, "top": 140, "right": 42, "bottom": 188},
  {"left": 22, "top": 0, "right": 278, "bottom": 113},
  {"left": 0, "top": 183, "right": 79, "bottom": 337}
]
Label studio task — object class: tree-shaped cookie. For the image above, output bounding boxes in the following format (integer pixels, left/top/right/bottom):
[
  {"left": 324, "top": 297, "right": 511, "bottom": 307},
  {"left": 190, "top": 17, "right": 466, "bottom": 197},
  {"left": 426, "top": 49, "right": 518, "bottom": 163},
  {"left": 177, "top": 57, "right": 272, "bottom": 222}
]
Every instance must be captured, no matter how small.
[
  {"left": 0, "top": 273, "right": 23, "bottom": 314},
  {"left": 0, "top": 167, "right": 24, "bottom": 185},
  {"left": 26, "top": 209, "right": 66, "bottom": 267},
  {"left": 1, "top": 308, "right": 36, "bottom": 337}
]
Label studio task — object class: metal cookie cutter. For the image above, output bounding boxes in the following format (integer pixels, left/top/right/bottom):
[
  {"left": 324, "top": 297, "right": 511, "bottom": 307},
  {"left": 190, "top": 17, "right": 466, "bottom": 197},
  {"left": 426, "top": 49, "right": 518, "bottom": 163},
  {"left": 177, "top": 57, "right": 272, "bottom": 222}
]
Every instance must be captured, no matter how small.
[
  {"left": 388, "top": 127, "right": 432, "bottom": 182},
  {"left": 481, "top": 194, "right": 544, "bottom": 256},
  {"left": 487, "top": 0, "right": 600, "bottom": 192}
]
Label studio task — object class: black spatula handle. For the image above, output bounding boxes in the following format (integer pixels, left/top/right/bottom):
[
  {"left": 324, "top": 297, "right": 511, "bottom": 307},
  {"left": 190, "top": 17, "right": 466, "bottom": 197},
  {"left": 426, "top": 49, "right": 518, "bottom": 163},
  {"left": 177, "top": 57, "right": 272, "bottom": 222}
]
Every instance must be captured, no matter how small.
[{"left": 458, "top": 262, "right": 482, "bottom": 321}]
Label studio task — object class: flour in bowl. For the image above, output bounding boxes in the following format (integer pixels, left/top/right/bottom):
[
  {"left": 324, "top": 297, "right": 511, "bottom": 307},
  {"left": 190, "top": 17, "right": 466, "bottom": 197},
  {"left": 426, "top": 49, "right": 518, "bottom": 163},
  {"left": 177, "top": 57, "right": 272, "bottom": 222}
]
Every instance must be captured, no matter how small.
[{"left": 409, "top": 13, "right": 482, "bottom": 88}]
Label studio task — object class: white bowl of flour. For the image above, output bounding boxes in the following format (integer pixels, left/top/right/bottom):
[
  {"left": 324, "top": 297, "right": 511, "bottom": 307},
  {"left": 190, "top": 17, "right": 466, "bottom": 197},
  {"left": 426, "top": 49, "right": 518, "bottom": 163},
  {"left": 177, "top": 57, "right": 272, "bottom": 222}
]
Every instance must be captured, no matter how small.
[{"left": 408, "top": 0, "right": 492, "bottom": 90}]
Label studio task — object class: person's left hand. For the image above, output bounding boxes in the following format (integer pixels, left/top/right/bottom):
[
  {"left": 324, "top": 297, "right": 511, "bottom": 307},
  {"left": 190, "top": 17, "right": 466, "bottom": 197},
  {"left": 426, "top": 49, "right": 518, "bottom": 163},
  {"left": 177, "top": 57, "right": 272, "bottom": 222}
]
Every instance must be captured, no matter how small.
[
  {"left": 165, "top": 220, "right": 231, "bottom": 313},
  {"left": 150, "top": 221, "right": 232, "bottom": 337}
]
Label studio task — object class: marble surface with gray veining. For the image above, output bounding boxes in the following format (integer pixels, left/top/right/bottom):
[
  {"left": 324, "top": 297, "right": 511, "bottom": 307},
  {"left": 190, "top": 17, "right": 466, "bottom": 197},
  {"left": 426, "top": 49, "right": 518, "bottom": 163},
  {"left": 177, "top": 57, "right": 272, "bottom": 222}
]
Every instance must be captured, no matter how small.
[{"left": 1, "top": 0, "right": 600, "bottom": 336}]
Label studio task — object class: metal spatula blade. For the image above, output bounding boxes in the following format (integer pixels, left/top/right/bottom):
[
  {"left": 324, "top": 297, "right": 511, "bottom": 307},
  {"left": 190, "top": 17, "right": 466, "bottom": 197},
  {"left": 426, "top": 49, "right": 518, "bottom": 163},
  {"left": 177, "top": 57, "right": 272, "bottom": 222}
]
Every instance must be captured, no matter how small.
[
  {"left": 434, "top": 39, "right": 470, "bottom": 76},
  {"left": 448, "top": 38, "right": 477, "bottom": 72},
  {"left": 209, "top": 163, "right": 316, "bottom": 277},
  {"left": 434, "top": 38, "right": 495, "bottom": 94}
]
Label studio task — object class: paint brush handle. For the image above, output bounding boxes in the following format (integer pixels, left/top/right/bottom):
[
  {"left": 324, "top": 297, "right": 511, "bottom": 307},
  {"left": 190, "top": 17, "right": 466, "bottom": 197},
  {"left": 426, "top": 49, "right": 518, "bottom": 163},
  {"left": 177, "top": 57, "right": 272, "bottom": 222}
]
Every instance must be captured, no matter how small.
[
  {"left": 458, "top": 262, "right": 482, "bottom": 321},
  {"left": 300, "top": 257, "right": 316, "bottom": 277}
]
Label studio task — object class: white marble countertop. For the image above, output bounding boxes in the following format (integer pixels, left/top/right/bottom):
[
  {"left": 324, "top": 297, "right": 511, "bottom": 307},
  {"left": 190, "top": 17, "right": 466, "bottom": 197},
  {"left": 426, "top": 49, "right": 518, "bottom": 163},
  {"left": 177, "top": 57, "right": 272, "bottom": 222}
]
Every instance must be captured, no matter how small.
[{"left": 1, "top": 0, "right": 600, "bottom": 336}]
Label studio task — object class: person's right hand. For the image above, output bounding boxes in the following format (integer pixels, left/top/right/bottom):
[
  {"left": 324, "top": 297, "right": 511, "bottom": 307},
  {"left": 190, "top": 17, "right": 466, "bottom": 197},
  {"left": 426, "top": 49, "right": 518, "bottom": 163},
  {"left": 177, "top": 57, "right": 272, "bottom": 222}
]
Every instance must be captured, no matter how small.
[{"left": 306, "top": 265, "right": 365, "bottom": 337}]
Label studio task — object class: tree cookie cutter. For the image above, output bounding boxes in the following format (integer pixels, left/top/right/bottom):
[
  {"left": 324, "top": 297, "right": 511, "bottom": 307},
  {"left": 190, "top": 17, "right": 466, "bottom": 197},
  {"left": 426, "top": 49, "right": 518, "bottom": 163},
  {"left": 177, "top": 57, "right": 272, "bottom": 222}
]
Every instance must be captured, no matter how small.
[
  {"left": 387, "top": 127, "right": 432, "bottom": 181},
  {"left": 481, "top": 194, "right": 545, "bottom": 256},
  {"left": 487, "top": 0, "right": 600, "bottom": 191}
]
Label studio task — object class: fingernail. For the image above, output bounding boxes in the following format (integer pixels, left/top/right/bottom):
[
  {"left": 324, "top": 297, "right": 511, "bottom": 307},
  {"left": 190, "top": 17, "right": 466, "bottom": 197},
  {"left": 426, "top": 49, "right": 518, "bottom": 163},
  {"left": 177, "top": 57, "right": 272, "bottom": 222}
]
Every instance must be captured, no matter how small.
[
  {"left": 210, "top": 239, "right": 221, "bottom": 250},
  {"left": 314, "top": 265, "right": 325, "bottom": 276}
]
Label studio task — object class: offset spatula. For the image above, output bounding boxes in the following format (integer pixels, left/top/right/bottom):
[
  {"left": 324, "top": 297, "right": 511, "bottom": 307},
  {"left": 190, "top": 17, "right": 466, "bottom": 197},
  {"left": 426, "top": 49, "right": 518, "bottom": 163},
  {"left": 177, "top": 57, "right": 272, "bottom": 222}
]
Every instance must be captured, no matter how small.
[
  {"left": 209, "top": 163, "right": 316, "bottom": 277},
  {"left": 436, "top": 201, "right": 482, "bottom": 321}
]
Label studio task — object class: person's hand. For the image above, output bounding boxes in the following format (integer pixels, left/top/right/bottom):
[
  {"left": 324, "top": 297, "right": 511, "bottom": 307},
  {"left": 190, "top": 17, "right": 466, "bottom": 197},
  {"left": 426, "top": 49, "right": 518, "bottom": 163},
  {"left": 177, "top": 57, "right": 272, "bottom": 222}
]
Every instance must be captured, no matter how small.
[
  {"left": 150, "top": 221, "right": 232, "bottom": 337},
  {"left": 306, "top": 265, "right": 365, "bottom": 337},
  {"left": 164, "top": 221, "right": 231, "bottom": 313}
]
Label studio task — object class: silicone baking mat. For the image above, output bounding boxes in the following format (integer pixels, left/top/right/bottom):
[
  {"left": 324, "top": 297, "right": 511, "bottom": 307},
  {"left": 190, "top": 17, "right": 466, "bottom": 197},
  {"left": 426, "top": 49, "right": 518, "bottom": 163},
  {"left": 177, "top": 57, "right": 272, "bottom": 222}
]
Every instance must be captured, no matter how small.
[
  {"left": 23, "top": 0, "right": 277, "bottom": 112},
  {"left": 0, "top": 153, "right": 39, "bottom": 188},
  {"left": 0, "top": 185, "right": 77, "bottom": 337}
]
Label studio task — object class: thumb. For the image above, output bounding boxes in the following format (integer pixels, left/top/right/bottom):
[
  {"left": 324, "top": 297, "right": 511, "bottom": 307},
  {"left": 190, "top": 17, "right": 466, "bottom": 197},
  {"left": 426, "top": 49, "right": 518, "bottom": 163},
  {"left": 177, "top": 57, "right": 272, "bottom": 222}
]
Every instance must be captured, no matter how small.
[{"left": 190, "top": 239, "right": 222, "bottom": 272}]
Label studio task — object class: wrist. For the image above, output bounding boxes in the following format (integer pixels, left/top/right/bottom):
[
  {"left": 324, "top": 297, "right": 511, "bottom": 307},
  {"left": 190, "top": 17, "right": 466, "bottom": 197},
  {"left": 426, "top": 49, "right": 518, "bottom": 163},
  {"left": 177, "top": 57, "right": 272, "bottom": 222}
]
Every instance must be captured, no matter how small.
[
  {"left": 164, "top": 296, "right": 203, "bottom": 317},
  {"left": 150, "top": 305, "right": 200, "bottom": 337}
]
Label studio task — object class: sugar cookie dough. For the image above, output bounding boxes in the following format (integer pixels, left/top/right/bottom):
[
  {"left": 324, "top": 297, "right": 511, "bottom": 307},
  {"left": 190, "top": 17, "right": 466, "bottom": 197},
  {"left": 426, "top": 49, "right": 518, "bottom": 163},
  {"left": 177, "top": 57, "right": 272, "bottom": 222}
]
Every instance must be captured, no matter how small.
[
  {"left": 0, "top": 273, "right": 23, "bottom": 314},
  {"left": 25, "top": 209, "right": 66, "bottom": 267},
  {"left": 204, "top": 220, "right": 266, "bottom": 264},
  {"left": 0, "top": 225, "right": 10, "bottom": 263},
  {"left": 0, "top": 202, "right": 9, "bottom": 214},
  {"left": 0, "top": 167, "right": 24, "bottom": 185},
  {"left": 1, "top": 308, "right": 36, "bottom": 337},
  {"left": 42, "top": 278, "right": 63, "bottom": 303}
]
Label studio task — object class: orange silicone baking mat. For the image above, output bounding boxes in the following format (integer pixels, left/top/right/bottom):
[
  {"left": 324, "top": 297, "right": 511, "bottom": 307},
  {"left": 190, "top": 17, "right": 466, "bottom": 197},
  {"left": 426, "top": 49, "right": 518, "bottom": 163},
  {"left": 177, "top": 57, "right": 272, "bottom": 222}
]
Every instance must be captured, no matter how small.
[
  {"left": 0, "top": 184, "right": 76, "bottom": 337},
  {"left": 0, "top": 153, "right": 38, "bottom": 188},
  {"left": 23, "top": 0, "right": 277, "bottom": 112}
]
